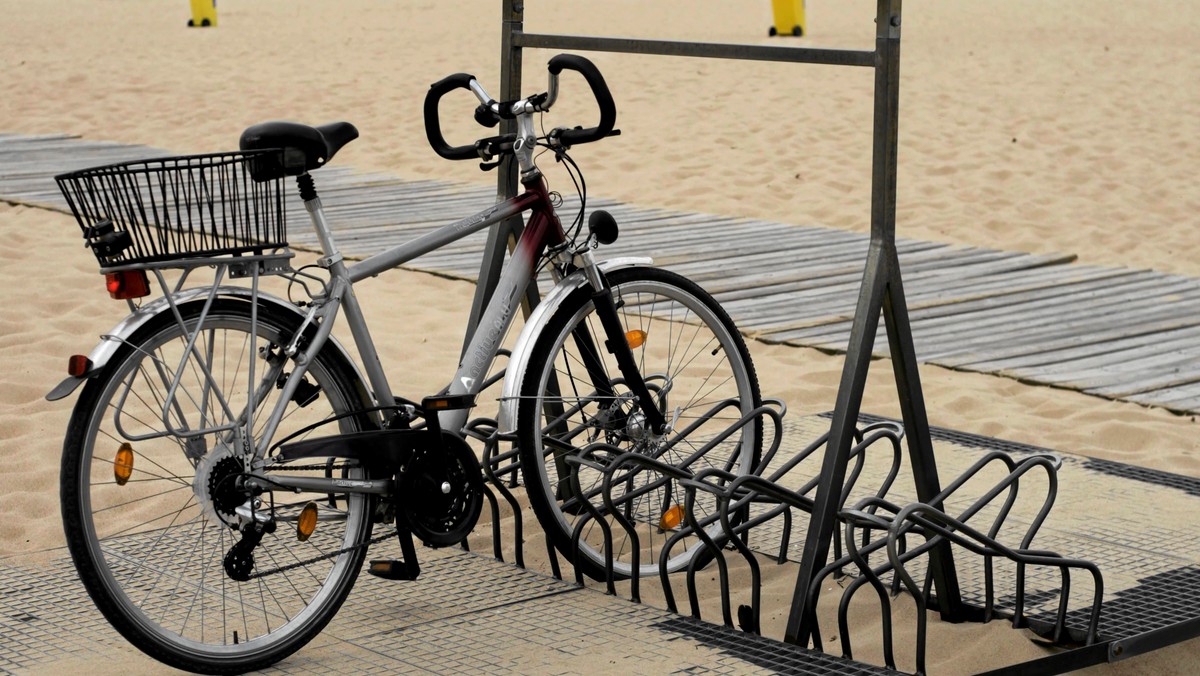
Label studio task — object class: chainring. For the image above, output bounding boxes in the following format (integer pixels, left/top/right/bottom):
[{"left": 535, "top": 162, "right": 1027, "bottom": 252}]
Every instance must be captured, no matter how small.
[{"left": 398, "top": 432, "right": 484, "bottom": 548}]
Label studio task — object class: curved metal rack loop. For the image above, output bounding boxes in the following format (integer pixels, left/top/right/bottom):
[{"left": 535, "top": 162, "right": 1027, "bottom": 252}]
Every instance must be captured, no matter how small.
[{"left": 828, "top": 452, "right": 1099, "bottom": 675}]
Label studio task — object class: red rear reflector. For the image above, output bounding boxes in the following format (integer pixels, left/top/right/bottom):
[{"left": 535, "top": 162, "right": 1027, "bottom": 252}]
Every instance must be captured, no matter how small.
[
  {"left": 67, "top": 355, "right": 93, "bottom": 377},
  {"left": 104, "top": 270, "right": 150, "bottom": 300}
]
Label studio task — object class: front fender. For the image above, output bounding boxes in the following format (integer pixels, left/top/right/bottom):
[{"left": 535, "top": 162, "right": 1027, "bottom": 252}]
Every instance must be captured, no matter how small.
[
  {"left": 497, "top": 257, "right": 652, "bottom": 435},
  {"left": 45, "top": 287, "right": 366, "bottom": 402}
]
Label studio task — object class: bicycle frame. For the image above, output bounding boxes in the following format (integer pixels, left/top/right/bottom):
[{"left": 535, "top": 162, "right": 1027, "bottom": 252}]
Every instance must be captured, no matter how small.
[{"left": 255, "top": 175, "right": 567, "bottom": 455}]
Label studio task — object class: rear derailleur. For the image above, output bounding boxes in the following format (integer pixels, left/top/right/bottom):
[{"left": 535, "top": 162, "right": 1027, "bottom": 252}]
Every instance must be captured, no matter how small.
[{"left": 223, "top": 519, "right": 274, "bottom": 582}]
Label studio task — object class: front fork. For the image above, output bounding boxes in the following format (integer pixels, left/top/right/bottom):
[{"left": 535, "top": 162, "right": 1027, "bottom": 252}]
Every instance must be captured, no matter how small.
[
  {"left": 550, "top": 248, "right": 670, "bottom": 505},
  {"left": 575, "top": 249, "right": 668, "bottom": 435}
]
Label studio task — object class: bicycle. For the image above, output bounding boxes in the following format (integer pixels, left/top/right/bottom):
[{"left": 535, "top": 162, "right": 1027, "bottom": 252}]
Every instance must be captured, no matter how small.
[{"left": 49, "top": 54, "right": 762, "bottom": 672}]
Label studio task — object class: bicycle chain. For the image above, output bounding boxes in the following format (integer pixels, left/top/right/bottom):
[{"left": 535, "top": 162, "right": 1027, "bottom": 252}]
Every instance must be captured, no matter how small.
[
  {"left": 264, "top": 463, "right": 356, "bottom": 472},
  {"left": 245, "top": 528, "right": 398, "bottom": 580}
]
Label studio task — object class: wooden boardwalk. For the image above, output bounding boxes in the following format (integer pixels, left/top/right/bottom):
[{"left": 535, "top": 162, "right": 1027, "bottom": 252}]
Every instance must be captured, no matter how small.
[{"left": 4, "top": 133, "right": 1200, "bottom": 413}]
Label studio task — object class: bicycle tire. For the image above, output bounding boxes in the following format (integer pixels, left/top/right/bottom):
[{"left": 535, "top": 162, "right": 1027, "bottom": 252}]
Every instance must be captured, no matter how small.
[
  {"left": 517, "top": 267, "right": 762, "bottom": 581},
  {"left": 61, "top": 297, "right": 375, "bottom": 673}
]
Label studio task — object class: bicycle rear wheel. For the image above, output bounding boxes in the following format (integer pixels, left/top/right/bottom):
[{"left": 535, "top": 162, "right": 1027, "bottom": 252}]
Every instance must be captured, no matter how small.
[
  {"left": 61, "top": 298, "right": 374, "bottom": 673},
  {"left": 517, "top": 267, "right": 761, "bottom": 581}
]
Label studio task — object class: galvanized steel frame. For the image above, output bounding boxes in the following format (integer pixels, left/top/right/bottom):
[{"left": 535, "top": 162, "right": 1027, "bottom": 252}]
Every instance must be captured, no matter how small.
[{"left": 481, "top": 0, "right": 967, "bottom": 646}]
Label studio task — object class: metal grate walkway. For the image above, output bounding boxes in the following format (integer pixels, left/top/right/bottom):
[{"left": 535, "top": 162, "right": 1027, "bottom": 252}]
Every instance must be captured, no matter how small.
[
  {"left": 6, "top": 414, "right": 1200, "bottom": 673},
  {"left": 0, "top": 541, "right": 895, "bottom": 674},
  {"left": 4, "top": 133, "right": 1200, "bottom": 413}
]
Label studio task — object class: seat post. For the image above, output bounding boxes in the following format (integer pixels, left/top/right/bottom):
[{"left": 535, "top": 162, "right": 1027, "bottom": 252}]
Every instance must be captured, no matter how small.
[
  {"left": 297, "top": 173, "right": 342, "bottom": 266},
  {"left": 294, "top": 171, "right": 395, "bottom": 409},
  {"left": 297, "top": 171, "right": 319, "bottom": 202}
]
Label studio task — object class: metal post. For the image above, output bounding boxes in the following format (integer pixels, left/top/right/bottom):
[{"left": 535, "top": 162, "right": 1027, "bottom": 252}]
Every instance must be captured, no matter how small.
[
  {"left": 882, "top": 254, "right": 967, "bottom": 623},
  {"left": 784, "top": 0, "right": 964, "bottom": 646}
]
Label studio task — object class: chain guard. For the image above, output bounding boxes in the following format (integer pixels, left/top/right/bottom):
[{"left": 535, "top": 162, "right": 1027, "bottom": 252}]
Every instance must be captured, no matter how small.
[{"left": 398, "top": 432, "right": 483, "bottom": 548}]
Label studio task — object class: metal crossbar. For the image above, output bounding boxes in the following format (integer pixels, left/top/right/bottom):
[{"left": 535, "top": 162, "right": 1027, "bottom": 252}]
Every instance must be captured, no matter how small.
[{"left": 513, "top": 33, "right": 876, "bottom": 67}]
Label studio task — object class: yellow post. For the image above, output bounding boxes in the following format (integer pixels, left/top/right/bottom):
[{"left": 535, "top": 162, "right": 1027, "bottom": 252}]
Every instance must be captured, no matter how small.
[
  {"left": 188, "top": 0, "right": 217, "bottom": 27},
  {"left": 769, "top": 0, "right": 806, "bottom": 37}
]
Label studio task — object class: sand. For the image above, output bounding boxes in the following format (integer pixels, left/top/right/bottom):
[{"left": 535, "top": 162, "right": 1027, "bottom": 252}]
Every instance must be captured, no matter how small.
[{"left": 1, "top": 0, "right": 1198, "bottom": 673}]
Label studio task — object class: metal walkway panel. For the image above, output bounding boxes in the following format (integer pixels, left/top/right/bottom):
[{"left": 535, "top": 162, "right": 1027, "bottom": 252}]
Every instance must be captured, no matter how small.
[
  {"left": 0, "top": 541, "right": 894, "bottom": 674},
  {"left": 7, "top": 414, "right": 1200, "bottom": 672}
]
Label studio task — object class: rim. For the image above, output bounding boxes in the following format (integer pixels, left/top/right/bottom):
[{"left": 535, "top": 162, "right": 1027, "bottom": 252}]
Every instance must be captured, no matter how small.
[
  {"left": 530, "top": 276, "right": 757, "bottom": 578},
  {"left": 73, "top": 309, "right": 369, "bottom": 658}
]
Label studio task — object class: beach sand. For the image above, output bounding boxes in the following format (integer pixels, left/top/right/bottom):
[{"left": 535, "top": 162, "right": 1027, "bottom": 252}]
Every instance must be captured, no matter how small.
[{"left": 1, "top": 0, "right": 1198, "bottom": 673}]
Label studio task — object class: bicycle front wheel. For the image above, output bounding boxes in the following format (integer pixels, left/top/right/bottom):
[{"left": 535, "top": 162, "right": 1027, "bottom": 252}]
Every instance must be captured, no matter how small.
[
  {"left": 517, "top": 267, "right": 761, "bottom": 581},
  {"left": 61, "top": 298, "right": 374, "bottom": 673}
]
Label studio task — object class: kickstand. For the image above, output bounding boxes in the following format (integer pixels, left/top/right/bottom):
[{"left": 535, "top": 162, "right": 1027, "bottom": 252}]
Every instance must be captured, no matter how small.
[{"left": 368, "top": 524, "right": 421, "bottom": 581}]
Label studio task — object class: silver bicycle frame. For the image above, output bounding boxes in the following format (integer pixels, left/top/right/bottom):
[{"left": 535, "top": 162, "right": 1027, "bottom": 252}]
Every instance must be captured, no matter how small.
[{"left": 253, "top": 187, "right": 545, "bottom": 454}]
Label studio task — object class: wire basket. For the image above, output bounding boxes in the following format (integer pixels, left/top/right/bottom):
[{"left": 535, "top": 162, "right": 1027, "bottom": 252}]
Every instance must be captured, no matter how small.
[{"left": 55, "top": 150, "right": 290, "bottom": 268}]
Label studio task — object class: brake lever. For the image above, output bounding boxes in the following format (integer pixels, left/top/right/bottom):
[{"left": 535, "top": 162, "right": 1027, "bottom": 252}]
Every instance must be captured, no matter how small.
[
  {"left": 474, "top": 134, "right": 516, "bottom": 163},
  {"left": 479, "top": 161, "right": 500, "bottom": 172}
]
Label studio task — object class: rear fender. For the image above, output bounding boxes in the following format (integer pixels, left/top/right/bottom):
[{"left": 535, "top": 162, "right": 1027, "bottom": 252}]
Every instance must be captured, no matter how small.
[{"left": 45, "top": 287, "right": 368, "bottom": 403}]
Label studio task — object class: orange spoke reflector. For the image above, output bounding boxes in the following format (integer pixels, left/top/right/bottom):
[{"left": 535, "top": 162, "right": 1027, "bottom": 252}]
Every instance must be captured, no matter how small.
[
  {"left": 659, "top": 504, "right": 684, "bottom": 531},
  {"left": 625, "top": 330, "right": 647, "bottom": 349},
  {"left": 113, "top": 443, "right": 134, "bottom": 486},
  {"left": 297, "top": 502, "right": 319, "bottom": 541}
]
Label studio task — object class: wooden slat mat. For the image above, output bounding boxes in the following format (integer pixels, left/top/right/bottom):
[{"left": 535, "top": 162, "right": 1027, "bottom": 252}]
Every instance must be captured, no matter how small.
[{"left": 4, "top": 133, "right": 1198, "bottom": 413}]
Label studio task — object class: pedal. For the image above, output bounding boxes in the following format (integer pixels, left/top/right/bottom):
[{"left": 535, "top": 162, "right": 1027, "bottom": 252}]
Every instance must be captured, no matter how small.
[
  {"left": 367, "top": 559, "right": 420, "bottom": 581},
  {"left": 368, "top": 523, "right": 422, "bottom": 580}
]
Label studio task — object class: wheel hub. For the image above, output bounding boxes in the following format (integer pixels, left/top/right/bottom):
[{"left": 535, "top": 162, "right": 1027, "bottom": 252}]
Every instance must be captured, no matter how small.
[{"left": 625, "top": 410, "right": 651, "bottom": 441}]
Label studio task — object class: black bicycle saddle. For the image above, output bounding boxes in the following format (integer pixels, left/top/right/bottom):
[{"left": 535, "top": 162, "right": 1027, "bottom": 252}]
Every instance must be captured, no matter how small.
[{"left": 239, "top": 121, "right": 359, "bottom": 178}]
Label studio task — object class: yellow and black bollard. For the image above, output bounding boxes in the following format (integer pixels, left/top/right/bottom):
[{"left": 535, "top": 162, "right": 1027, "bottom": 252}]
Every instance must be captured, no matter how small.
[
  {"left": 188, "top": 0, "right": 217, "bottom": 27},
  {"left": 768, "top": 0, "right": 805, "bottom": 37}
]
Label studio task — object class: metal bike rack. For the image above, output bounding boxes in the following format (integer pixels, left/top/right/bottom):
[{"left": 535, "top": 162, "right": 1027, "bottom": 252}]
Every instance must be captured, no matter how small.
[
  {"left": 443, "top": 1, "right": 1200, "bottom": 674},
  {"left": 476, "top": 0, "right": 966, "bottom": 642},
  {"left": 566, "top": 410, "right": 1108, "bottom": 674}
]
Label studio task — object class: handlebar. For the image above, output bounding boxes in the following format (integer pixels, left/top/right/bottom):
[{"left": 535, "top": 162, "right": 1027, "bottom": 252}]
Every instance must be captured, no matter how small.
[
  {"left": 546, "top": 54, "right": 617, "bottom": 147},
  {"left": 422, "top": 54, "right": 617, "bottom": 162},
  {"left": 423, "top": 73, "right": 480, "bottom": 161}
]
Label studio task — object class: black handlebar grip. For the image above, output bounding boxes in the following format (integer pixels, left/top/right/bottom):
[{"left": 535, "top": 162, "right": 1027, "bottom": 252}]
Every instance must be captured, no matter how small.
[
  {"left": 424, "top": 73, "right": 482, "bottom": 161},
  {"left": 546, "top": 54, "right": 617, "bottom": 147}
]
